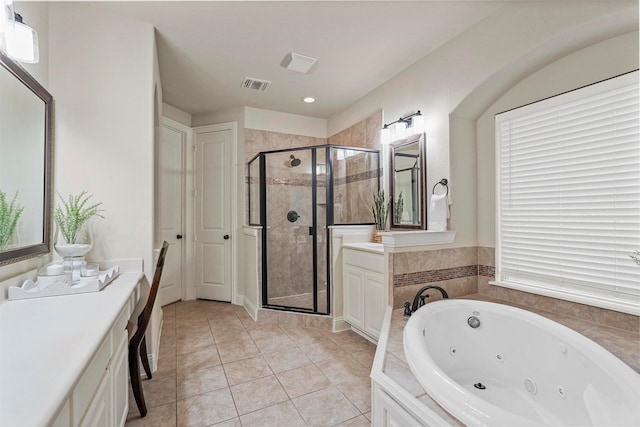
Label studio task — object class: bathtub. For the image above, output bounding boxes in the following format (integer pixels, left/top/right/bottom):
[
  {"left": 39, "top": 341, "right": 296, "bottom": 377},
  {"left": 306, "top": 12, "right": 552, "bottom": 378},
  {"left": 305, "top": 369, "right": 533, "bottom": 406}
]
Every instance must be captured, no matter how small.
[{"left": 403, "top": 299, "right": 640, "bottom": 426}]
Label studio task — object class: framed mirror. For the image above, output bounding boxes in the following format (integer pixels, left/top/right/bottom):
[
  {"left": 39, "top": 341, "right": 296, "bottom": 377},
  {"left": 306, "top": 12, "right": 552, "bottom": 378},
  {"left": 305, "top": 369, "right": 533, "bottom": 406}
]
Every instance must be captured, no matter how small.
[
  {"left": 390, "top": 133, "right": 426, "bottom": 229},
  {"left": 0, "top": 52, "right": 53, "bottom": 266}
]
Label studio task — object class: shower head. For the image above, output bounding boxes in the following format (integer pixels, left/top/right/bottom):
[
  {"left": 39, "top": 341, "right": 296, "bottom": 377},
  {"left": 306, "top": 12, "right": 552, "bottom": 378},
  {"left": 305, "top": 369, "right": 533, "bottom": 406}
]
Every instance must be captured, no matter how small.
[{"left": 289, "top": 155, "right": 301, "bottom": 167}]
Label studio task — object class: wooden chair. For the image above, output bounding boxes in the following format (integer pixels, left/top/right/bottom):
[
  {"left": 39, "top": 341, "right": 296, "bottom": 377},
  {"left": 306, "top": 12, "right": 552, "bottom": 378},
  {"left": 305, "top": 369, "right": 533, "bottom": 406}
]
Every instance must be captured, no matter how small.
[{"left": 128, "top": 241, "right": 169, "bottom": 417}]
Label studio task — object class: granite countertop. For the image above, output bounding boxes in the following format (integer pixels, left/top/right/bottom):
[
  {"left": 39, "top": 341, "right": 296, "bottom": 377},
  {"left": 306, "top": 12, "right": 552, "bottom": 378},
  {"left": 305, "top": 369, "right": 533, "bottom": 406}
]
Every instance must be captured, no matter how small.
[{"left": 381, "top": 293, "right": 640, "bottom": 425}]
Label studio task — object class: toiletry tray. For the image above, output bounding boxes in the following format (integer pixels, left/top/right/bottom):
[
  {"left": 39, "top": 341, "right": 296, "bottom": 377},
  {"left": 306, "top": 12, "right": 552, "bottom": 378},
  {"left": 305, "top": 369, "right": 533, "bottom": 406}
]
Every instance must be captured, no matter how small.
[{"left": 8, "top": 266, "right": 120, "bottom": 301}]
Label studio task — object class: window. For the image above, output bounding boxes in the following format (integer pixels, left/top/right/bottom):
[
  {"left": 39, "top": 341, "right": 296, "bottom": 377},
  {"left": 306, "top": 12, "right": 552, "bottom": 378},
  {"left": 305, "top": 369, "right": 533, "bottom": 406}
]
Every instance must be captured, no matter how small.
[{"left": 495, "top": 71, "right": 640, "bottom": 315}]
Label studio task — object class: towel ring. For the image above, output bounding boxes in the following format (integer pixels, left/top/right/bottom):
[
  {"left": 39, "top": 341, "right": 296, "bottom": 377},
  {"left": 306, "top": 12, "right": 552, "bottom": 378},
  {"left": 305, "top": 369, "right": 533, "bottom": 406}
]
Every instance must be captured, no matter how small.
[{"left": 432, "top": 178, "right": 449, "bottom": 196}]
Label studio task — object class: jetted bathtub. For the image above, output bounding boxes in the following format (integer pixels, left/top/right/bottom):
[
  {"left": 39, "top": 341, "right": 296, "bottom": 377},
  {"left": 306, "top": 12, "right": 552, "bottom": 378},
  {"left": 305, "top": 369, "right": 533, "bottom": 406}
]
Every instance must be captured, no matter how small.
[{"left": 403, "top": 299, "right": 640, "bottom": 426}]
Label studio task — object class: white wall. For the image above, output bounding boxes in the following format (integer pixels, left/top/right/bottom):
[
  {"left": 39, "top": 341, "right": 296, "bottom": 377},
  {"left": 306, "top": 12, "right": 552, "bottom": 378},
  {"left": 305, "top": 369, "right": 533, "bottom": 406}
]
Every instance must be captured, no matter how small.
[
  {"left": 244, "top": 107, "right": 327, "bottom": 138},
  {"left": 49, "top": 3, "right": 156, "bottom": 274},
  {"left": 327, "top": 1, "right": 638, "bottom": 249},
  {"left": 475, "top": 31, "right": 639, "bottom": 248}
]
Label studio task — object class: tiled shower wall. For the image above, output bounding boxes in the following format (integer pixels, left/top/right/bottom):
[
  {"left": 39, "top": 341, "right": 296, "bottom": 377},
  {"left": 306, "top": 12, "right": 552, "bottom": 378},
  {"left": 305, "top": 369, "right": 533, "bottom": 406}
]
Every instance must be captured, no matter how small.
[
  {"left": 330, "top": 109, "right": 383, "bottom": 224},
  {"left": 332, "top": 152, "right": 380, "bottom": 224},
  {"left": 391, "top": 246, "right": 639, "bottom": 334}
]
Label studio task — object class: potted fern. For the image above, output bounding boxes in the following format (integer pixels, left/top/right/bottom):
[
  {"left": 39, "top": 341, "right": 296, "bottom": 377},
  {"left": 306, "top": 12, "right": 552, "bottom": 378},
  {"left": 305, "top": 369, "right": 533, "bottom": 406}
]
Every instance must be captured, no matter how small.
[
  {"left": 0, "top": 190, "right": 24, "bottom": 250},
  {"left": 54, "top": 191, "right": 104, "bottom": 259},
  {"left": 372, "top": 189, "right": 391, "bottom": 243}
]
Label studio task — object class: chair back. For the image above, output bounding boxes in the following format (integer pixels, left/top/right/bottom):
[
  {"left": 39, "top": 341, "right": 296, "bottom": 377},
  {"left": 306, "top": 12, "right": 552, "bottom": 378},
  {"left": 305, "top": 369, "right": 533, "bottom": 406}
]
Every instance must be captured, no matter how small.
[{"left": 133, "top": 241, "right": 169, "bottom": 342}]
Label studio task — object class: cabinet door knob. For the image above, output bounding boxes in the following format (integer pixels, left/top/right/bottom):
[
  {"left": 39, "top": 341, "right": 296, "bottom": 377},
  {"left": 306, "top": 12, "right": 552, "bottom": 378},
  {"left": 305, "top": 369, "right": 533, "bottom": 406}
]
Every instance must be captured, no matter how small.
[
  {"left": 176, "top": 234, "right": 183, "bottom": 239},
  {"left": 223, "top": 235, "right": 230, "bottom": 240}
]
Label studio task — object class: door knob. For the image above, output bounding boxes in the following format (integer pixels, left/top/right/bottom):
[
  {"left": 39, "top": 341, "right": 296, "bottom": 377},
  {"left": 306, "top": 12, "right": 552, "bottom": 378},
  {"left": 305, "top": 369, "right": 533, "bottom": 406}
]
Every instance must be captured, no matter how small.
[
  {"left": 176, "top": 234, "right": 183, "bottom": 239},
  {"left": 223, "top": 235, "right": 230, "bottom": 240}
]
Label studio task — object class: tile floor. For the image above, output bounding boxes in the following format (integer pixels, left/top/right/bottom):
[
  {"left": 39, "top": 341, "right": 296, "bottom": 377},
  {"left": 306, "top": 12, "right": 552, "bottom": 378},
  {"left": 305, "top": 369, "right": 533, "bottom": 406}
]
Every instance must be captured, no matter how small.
[{"left": 125, "top": 300, "right": 376, "bottom": 427}]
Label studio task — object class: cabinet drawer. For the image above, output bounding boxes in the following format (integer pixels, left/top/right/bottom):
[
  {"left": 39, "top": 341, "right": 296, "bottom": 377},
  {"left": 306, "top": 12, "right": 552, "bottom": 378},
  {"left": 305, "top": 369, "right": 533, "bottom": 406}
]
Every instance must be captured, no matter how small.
[
  {"left": 343, "top": 248, "right": 384, "bottom": 273},
  {"left": 73, "top": 335, "right": 110, "bottom": 425}
]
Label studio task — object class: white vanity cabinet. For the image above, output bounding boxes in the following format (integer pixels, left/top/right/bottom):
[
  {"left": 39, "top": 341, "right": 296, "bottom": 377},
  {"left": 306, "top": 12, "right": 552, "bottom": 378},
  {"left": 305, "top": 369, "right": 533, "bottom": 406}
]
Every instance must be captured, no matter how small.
[
  {"left": 0, "top": 272, "right": 142, "bottom": 427},
  {"left": 51, "top": 294, "right": 133, "bottom": 427},
  {"left": 342, "top": 244, "right": 387, "bottom": 340}
]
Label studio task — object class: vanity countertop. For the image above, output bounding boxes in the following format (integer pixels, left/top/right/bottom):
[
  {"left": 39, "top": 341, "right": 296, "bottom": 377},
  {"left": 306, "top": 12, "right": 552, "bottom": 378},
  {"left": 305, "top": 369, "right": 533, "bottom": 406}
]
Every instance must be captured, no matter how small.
[
  {"left": 0, "top": 272, "right": 143, "bottom": 426},
  {"left": 342, "top": 242, "right": 384, "bottom": 254}
]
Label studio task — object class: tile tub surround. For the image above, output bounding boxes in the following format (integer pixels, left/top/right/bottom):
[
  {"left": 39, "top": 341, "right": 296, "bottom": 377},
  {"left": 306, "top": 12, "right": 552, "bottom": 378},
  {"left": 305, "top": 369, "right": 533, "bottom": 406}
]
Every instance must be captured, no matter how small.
[
  {"left": 125, "top": 300, "right": 375, "bottom": 427},
  {"left": 389, "top": 246, "right": 639, "bottom": 335},
  {"left": 380, "top": 295, "right": 640, "bottom": 426},
  {"left": 478, "top": 246, "right": 640, "bottom": 335},
  {"left": 391, "top": 247, "right": 479, "bottom": 309}
]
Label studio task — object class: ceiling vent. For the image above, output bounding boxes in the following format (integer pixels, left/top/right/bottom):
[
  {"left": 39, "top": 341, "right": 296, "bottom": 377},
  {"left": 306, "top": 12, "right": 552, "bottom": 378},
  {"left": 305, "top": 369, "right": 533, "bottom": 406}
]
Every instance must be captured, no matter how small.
[
  {"left": 281, "top": 52, "right": 317, "bottom": 74},
  {"left": 241, "top": 77, "right": 272, "bottom": 91}
]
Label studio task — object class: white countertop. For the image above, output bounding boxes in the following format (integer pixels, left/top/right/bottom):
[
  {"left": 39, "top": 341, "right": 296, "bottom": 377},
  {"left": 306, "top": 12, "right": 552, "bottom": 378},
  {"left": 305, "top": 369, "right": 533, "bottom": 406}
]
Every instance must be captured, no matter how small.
[
  {"left": 0, "top": 272, "right": 143, "bottom": 427},
  {"left": 342, "top": 242, "right": 384, "bottom": 254}
]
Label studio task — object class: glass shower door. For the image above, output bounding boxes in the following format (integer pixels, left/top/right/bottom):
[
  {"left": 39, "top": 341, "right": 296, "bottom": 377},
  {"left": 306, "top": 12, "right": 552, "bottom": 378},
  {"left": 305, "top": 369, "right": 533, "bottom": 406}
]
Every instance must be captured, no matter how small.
[{"left": 264, "top": 148, "right": 316, "bottom": 311}]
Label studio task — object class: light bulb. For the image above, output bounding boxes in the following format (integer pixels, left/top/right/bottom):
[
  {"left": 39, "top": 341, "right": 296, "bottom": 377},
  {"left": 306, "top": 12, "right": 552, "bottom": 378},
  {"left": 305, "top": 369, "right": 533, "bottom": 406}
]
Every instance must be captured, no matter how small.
[
  {"left": 380, "top": 127, "right": 391, "bottom": 145},
  {"left": 6, "top": 14, "right": 38, "bottom": 63},
  {"left": 411, "top": 114, "right": 425, "bottom": 134}
]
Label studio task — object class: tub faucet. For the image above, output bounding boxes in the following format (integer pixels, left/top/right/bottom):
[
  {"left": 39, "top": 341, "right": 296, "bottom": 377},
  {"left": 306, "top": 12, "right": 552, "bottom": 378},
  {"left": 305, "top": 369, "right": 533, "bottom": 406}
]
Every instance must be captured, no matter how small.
[{"left": 403, "top": 285, "right": 449, "bottom": 316}]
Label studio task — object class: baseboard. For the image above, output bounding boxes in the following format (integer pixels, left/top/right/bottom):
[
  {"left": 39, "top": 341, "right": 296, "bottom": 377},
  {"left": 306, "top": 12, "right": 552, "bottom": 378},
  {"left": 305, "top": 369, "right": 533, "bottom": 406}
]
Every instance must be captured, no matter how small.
[
  {"left": 350, "top": 325, "right": 378, "bottom": 344},
  {"left": 332, "top": 316, "right": 351, "bottom": 333},
  {"left": 243, "top": 297, "right": 258, "bottom": 321}
]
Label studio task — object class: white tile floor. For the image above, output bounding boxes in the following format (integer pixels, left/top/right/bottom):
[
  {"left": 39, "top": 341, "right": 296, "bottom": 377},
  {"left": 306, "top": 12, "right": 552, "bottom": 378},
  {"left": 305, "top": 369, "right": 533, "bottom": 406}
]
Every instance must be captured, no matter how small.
[{"left": 125, "top": 300, "right": 375, "bottom": 427}]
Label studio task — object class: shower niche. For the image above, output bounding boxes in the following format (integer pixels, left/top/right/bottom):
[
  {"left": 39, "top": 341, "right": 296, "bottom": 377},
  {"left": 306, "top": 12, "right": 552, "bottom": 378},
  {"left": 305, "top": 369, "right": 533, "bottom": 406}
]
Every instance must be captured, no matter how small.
[{"left": 248, "top": 145, "right": 380, "bottom": 315}]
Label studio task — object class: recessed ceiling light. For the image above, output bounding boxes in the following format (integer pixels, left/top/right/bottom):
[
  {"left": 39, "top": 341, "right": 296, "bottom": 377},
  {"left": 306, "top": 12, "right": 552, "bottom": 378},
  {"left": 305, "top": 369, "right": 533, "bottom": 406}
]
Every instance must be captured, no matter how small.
[{"left": 302, "top": 97, "right": 316, "bottom": 103}]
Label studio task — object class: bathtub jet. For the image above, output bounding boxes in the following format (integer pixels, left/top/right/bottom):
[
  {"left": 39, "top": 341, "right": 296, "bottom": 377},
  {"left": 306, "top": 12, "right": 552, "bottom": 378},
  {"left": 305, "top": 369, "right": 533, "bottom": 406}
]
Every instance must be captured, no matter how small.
[{"left": 403, "top": 299, "right": 640, "bottom": 426}]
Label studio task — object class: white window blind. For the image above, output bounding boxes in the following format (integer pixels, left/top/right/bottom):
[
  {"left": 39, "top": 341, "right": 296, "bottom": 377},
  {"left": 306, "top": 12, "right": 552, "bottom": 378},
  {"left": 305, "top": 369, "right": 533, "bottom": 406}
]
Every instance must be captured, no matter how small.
[{"left": 495, "top": 71, "right": 640, "bottom": 315}]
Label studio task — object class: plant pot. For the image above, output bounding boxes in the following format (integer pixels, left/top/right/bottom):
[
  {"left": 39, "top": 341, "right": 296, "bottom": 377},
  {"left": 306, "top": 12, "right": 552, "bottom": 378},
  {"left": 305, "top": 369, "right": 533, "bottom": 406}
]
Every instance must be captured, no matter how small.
[
  {"left": 54, "top": 220, "right": 94, "bottom": 258},
  {"left": 372, "top": 229, "right": 384, "bottom": 243},
  {"left": 54, "top": 220, "right": 94, "bottom": 280}
]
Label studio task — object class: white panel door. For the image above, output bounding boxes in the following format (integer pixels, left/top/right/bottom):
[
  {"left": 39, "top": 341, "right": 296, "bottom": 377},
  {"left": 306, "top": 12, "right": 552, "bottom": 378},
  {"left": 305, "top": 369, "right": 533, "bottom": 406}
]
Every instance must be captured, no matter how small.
[
  {"left": 158, "top": 121, "right": 185, "bottom": 306},
  {"left": 195, "top": 128, "right": 232, "bottom": 301}
]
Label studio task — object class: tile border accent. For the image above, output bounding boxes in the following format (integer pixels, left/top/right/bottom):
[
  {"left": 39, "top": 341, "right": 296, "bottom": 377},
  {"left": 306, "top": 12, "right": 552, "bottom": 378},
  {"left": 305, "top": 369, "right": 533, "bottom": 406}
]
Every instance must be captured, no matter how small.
[
  {"left": 334, "top": 169, "right": 381, "bottom": 185},
  {"left": 394, "top": 265, "right": 478, "bottom": 287},
  {"left": 479, "top": 265, "right": 495, "bottom": 278}
]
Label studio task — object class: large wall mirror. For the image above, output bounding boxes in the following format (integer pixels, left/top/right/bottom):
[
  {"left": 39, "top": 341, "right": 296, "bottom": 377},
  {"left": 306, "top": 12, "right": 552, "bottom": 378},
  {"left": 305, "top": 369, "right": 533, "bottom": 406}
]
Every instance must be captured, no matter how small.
[
  {"left": 0, "top": 52, "right": 53, "bottom": 266},
  {"left": 390, "top": 133, "right": 426, "bottom": 229}
]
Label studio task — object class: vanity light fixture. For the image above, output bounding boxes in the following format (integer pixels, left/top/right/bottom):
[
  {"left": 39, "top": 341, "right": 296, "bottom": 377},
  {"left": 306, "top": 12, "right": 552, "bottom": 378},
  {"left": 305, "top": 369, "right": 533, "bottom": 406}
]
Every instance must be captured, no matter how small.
[
  {"left": 0, "top": 1, "right": 14, "bottom": 53},
  {"left": 381, "top": 110, "right": 424, "bottom": 144},
  {"left": 6, "top": 12, "right": 38, "bottom": 63}
]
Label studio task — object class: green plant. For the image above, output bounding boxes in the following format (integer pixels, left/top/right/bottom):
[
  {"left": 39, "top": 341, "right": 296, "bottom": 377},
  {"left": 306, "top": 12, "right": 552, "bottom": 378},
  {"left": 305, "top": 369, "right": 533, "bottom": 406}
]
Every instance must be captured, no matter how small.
[
  {"left": 0, "top": 190, "right": 24, "bottom": 250},
  {"left": 394, "top": 191, "right": 404, "bottom": 224},
  {"left": 55, "top": 191, "right": 104, "bottom": 244},
  {"left": 372, "top": 190, "right": 391, "bottom": 231},
  {"left": 631, "top": 250, "right": 640, "bottom": 266}
]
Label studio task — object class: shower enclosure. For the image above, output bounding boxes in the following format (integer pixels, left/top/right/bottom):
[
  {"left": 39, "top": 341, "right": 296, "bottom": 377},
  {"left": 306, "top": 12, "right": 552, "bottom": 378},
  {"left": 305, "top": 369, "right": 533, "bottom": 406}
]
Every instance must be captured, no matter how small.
[{"left": 248, "top": 145, "right": 380, "bottom": 315}]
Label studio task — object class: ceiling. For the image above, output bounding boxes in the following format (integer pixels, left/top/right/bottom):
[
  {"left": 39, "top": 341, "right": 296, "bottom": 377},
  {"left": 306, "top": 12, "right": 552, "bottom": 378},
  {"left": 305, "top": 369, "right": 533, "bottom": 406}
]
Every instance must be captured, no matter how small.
[{"left": 97, "top": 1, "right": 507, "bottom": 118}]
